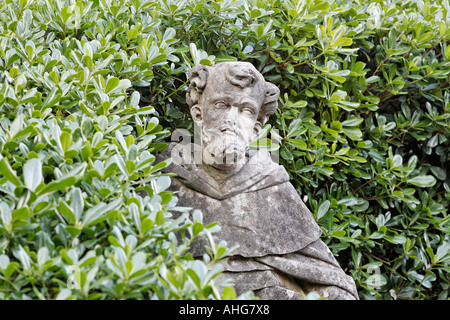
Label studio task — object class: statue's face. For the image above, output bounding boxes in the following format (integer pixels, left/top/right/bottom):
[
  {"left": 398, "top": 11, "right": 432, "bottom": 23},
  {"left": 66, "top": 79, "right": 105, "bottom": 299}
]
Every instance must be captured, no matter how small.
[{"left": 196, "top": 69, "right": 265, "bottom": 171}]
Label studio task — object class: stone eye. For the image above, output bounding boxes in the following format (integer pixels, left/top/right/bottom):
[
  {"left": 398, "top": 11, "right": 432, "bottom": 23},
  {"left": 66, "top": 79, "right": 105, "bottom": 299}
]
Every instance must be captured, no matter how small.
[
  {"left": 241, "top": 107, "right": 254, "bottom": 116},
  {"left": 215, "top": 101, "right": 228, "bottom": 109}
]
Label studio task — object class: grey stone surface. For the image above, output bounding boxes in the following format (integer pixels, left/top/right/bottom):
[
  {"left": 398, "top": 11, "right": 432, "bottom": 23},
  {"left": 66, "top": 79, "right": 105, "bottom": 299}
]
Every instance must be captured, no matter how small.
[{"left": 160, "top": 62, "right": 359, "bottom": 300}]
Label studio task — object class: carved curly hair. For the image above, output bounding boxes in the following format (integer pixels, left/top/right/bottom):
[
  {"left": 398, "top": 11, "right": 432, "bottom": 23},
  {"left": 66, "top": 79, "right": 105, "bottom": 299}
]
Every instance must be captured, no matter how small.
[{"left": 186, "top": 62, "right": 280, "bottom": 126}]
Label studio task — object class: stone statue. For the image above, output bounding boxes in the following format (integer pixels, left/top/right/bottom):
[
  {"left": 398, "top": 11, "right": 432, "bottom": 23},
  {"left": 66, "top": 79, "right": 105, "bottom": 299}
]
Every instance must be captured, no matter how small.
[{"left": 161, "top": 62, "right": 359, "bottom": 300}]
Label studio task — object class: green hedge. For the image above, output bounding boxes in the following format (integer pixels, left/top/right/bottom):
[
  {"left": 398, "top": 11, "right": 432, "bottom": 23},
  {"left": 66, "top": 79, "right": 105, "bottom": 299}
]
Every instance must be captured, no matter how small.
[
  {"left": 0, "top": 0, "right": 253, "bottom": 300},
  {"left": 0, "top": 0, "right": 449, "bottom": 300}
]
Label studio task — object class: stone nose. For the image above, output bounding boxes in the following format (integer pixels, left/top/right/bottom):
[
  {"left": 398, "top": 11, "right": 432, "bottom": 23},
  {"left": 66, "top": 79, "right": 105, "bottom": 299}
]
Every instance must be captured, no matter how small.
[{"left": 225, "top": 106, "right": 239, "bottom": 126}]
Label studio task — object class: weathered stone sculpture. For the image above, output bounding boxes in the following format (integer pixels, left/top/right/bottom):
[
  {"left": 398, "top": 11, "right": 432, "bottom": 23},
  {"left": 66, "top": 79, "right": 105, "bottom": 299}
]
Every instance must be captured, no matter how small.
[{"left": 162, "top": 62, "right": 359, "bottom": 300}]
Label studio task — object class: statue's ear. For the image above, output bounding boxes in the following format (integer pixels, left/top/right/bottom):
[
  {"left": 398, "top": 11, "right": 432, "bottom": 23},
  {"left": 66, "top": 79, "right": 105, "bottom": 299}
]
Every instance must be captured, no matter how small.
[
  {"left": 190, "top": 105, "right": 202, "bottom": 124},
  {"left": 253, "top": 120, "right": 263, "bottom": 139},
  {"left": 256, "top": 115, "right": 269, "bottom": 128},
  {"left": 252, "top": 114, "right": 269, "bottom": 140}
]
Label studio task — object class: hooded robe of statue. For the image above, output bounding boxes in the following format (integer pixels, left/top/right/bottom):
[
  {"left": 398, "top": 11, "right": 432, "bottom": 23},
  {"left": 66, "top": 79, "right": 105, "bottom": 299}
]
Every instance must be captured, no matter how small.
[{"left": 161, "top": 142, "right": 359, "bottom": 300}]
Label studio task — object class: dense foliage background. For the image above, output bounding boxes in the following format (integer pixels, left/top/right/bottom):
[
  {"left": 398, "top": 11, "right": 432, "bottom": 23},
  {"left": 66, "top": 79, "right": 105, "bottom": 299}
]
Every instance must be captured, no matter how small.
[{"left": 0, "top": 0, "right": 449, "bottom": 300}]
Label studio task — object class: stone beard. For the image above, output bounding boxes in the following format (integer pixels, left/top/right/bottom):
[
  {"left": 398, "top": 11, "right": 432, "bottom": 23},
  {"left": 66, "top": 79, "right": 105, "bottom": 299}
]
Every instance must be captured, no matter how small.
[
  {"left": 201, "top": 124, "right": 248, "bottom": 168},
  {"left": 161, "top": 62, "right": 359, "bottom": 300}
]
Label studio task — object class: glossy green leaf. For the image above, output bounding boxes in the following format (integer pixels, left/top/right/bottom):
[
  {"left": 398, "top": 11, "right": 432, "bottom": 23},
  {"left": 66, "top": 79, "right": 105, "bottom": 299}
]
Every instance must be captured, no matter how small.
[
  {"left": 23, "top": 158, "right": 42, "bottom": 192},
  {"left": 407, "top": 175, "right": 436, "bottom": 188}
]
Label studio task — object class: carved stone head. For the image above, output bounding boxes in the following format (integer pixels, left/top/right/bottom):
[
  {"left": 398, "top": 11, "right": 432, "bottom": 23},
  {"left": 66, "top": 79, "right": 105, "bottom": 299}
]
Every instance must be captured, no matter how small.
[{"left": 186, "top": 62, "right": 279, "bottom": 173}]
